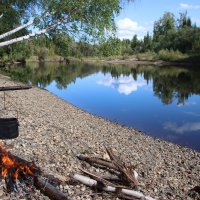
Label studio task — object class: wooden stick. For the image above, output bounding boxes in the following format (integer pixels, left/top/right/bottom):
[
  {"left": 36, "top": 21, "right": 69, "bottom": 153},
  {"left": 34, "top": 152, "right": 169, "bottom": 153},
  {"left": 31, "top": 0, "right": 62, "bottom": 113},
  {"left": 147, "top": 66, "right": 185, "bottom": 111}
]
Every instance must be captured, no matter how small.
[
  {"left": 97, "top": 175, "right": 121, "bottom": 182},
  {"left": 0, "top": 85, "right": 32, "bottom": 91},
  {"left": 72, "top": 174, "right": 155, "bottom": 200},
  {"left": 77, "top": 154, "right": 138, "bottom": 186},
  {"left": 34, "top": 177, "right": 67, "bottom": 200},
  {"left": 77, "top": 154, "right": 118, "bottom": 170},
  {"left": 106, "top": 148, "right": 138, "bottom": 188},
  {"left": 79, "top": 168, "right": 117, "bottom": 187}
]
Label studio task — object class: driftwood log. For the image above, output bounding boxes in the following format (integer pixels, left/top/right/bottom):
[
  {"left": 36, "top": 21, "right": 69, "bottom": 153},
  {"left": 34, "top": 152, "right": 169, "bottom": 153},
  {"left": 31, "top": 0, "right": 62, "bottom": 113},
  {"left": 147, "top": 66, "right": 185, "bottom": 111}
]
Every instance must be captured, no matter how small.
[
  {"left": 72, "top": 174, "right": 155, "bottom": 200},
  {"left": 75, "top": 148, "right": 157, "bottom": 199},
  {"left": 0, "top": 85, "right": 32, "bottom": 91},
  {"left": 34, "top": 177, "right": 67, "bottom": 200},
  {"left": 77, "top": 154, "right": 118, "bottom": 170},
  {"left": 77, "top": 148, "right": 138, "bottom": 188}
]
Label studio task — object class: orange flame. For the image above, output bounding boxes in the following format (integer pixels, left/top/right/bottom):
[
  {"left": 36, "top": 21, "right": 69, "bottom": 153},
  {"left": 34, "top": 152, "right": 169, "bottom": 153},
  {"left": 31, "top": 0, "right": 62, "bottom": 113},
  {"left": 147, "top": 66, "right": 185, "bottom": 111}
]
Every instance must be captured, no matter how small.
[{"left": 0, "top": 146, "right": 36, "bottom": 181}]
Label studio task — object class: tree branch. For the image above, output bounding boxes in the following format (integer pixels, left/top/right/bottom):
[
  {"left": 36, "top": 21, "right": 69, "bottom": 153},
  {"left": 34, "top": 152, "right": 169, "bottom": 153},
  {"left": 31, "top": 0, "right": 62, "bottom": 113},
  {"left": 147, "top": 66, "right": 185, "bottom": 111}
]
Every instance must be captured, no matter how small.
[
  {"left": 0, "top": 14, "right": 3, "bottom": 19},
  {"left": 0, "top": 21, "right": 33, "bottom": 40},
  {"left": 0, "top": 29, "right": 47, "bottom": 47},
  {"left": 72, "top": 174, "right": 155, "bottom": 200}
]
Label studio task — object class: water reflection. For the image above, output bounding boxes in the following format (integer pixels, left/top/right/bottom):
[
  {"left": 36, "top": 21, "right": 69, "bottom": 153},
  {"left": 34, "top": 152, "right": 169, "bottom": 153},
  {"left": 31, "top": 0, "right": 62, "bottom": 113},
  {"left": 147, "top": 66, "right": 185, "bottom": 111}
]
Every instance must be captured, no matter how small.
[
  {"left": 97, "top": 75, "right": 146, "bottom": 95},
  {"left": 3, "top": 62, "right": 200, "bottom": 106},
  {"left": 164, "top": 122, "right": 200, "bottom": 134},
  {"left": 1, "top": 62, "right": 200, "bottom": 150}
]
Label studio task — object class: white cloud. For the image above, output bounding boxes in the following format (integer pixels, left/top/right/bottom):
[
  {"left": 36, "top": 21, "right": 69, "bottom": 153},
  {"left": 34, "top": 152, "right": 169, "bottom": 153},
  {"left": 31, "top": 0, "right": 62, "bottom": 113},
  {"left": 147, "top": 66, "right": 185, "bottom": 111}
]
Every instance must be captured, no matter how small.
[
  {"left": 164, "top": 122, "right": 200, "bottom": 134},
  {"left": 180, "top": 3, "right": 190, "bottom": 8},
  {"left": 183, "top": 111, "right": 200, "bottom": 117},
  {"left": 177, "top": 101, "right": 196, "bottom": 107},
  {"left": 116, "top": 18, "right": 146, "bottom": 40},
  {"left": 97, "top": 75, "right": 146, "bottom": 95},
  {"left": 180, "top": 3, "right": 200, "bottom": 9}
]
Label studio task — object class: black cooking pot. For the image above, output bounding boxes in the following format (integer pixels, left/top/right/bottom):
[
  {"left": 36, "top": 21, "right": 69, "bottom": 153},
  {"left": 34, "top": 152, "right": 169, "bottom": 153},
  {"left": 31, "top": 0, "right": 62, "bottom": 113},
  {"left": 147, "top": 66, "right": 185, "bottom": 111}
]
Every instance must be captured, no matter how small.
[{"left": 0, "top": 118, "right": 19, "bottom": 139}]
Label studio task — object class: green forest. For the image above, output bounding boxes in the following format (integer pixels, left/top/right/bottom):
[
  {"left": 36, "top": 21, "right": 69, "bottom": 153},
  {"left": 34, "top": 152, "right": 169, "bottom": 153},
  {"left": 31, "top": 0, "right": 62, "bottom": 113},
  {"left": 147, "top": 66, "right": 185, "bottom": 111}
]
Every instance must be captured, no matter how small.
[{"left": 0, "top": 0, "right": 200, "bottom": 64}]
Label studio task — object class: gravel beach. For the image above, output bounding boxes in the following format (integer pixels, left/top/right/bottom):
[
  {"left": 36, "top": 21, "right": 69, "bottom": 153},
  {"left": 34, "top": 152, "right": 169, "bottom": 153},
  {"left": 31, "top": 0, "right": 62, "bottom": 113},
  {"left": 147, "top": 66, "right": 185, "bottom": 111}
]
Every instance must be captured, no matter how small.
[{"left": 0, "top": 74, "right": 199, "bottom": 200}]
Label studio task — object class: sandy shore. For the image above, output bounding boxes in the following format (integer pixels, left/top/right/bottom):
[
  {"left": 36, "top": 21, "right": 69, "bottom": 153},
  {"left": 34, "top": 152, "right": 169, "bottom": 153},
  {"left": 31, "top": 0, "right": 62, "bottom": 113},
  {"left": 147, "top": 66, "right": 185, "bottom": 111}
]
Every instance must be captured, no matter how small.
[
  {"left": 103, "top": 59, "right": 200, "bottom": 67},
  {"left": 0, "top": 74, "right": 199, "bottom": 200}
]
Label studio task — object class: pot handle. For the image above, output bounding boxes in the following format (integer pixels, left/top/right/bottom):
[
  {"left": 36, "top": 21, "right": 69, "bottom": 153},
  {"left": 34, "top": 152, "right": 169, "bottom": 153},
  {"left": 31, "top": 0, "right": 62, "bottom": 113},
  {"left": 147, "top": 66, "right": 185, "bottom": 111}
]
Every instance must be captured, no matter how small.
[{"left": 0, "top": 109, "right": 19, "bottom": 120}]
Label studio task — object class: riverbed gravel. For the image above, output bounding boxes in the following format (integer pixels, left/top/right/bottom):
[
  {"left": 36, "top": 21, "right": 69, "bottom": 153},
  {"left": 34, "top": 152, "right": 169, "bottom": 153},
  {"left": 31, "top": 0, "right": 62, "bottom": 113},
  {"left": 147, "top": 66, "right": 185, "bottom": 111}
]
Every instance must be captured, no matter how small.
[{"left": 0, "top": 74, "right": 199, "bottom": 200}]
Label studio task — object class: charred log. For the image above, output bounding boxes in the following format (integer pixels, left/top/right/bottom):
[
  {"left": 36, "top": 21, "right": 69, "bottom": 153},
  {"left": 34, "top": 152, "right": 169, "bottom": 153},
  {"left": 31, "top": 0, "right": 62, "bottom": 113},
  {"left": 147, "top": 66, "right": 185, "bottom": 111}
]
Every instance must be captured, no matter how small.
[{"left": 34, "top": 177, "right": 67, "bottom": 200}]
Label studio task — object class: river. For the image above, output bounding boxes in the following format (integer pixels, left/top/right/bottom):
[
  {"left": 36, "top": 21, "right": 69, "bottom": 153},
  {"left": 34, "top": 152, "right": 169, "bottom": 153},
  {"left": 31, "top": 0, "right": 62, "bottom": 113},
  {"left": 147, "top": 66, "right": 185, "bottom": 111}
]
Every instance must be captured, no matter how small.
[{"left": 1, "top": 61, "right": 200, "bottom": 151}]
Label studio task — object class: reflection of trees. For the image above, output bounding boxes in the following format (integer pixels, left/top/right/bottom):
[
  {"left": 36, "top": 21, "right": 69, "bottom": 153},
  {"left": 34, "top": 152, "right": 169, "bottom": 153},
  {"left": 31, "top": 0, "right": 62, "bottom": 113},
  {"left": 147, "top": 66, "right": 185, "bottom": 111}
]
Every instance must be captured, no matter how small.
[
  {"left": 1, "top": 62, "right": 102, "bottom": 89},
  {"left": 102, "top": 65, "right": 200, "bottom": 105},
  {"left": 137, "top": 66, "right": 200, "bottom": 105},
  {"left": 2, "top": 62, "right": 200, "bottom": 105}
]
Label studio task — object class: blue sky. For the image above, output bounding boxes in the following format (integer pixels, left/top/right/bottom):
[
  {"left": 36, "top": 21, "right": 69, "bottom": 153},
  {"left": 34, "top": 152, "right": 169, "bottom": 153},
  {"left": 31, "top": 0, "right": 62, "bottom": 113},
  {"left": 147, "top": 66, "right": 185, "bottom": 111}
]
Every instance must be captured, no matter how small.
[{"left": 116, "top": 0, "right": 200, "bottom": 39}]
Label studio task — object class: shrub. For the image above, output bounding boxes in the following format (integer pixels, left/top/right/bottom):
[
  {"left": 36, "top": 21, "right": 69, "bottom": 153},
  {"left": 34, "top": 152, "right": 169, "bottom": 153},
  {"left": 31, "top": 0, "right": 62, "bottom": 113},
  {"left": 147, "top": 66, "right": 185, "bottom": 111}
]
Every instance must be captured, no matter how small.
[
  {"left": 38, "top": 47, "right": 49, "bottom": 62},
  {"left": 156, "top": 49, "right": 185, "bottom": 61},
  {"left": 136, "top": 52, "right": 156, "bottom": 61}
]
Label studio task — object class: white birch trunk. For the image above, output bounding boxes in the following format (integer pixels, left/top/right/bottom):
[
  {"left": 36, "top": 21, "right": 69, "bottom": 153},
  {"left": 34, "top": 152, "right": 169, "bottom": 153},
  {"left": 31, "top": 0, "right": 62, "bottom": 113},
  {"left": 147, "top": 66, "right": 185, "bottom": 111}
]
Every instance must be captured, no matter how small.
[
  {"left": 0, "top": 29, "right": 47, "bottom": 47},
  {"left": 73, "top": 174, "right": 155, "bottom": 200},
  {"left": 0, "top": 21, "right": 33, "bottom": 40},
  {"left": 0, "top": 14, "right": 3, "bottom": 19}
]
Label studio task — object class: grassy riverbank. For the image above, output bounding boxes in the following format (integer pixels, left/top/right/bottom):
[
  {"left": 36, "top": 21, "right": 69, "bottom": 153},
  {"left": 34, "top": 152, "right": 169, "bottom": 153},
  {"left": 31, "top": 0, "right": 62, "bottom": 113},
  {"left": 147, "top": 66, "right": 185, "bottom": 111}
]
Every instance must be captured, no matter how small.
[
  {"left": 0, "top": 74, "right": 199, "bottom": 199},
  {"left": 1, "top": 50, "right": 199, "bottom": 68}
]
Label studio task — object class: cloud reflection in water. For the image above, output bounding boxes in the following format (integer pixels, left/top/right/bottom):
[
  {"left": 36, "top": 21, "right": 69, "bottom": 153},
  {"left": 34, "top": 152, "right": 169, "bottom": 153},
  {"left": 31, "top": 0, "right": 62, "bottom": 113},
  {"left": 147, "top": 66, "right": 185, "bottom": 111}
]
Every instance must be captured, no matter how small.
[
  {"left": 164, "top": 122, "right": 200, "bottom": 134},
  {"left": 97, "top": 75, "right": 146, "bottom": 95}
]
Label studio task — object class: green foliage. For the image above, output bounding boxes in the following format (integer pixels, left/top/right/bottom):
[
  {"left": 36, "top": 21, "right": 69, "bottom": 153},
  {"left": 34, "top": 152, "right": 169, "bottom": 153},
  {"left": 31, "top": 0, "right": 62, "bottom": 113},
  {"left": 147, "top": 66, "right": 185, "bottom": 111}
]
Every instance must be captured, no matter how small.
[
  {"left": 178, "top": 12, "right": 192, "bottom": 29},
  {"left": 1, "top": 5, "right": 200, "bottom": 62},
  {"left": 0, "top": 0, "right": 134, "bottom": 62},
  {"left": 153, "top": 12, "right": 176, "bottom": 41},
  {"left": 156, "top": 49, "right": 186, "bottom": 61},
  {"left": 136, "top": 52, "right": 156, "bottom": 61},
  {"left": 120, "top": 39, "right": 132, "bottom": 55},
  {"left": 52, "top": 34, "right": 75, "bottom": 57},
  {"left": 100, "top": 37, "right": 122, "bottom": 57},
  {"left": 39, "top": 0, "right": 123, "bottom": 40},
  {"left": 38, "top": 47, "right": 49, "bottom": 62}
]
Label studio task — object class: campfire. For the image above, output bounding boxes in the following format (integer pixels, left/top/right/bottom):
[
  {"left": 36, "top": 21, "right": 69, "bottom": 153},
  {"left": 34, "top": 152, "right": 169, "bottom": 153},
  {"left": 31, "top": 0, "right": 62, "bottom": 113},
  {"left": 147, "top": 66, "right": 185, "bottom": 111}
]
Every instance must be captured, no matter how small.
[
  {"left": 0, "top": 144, "right": 67, "bottom": 200},
  {"left": 0, "top": 142, "right": 157, "bottom": 200},
  {"left": 0, "top": 145, "right": 40, "bottom": 193}
]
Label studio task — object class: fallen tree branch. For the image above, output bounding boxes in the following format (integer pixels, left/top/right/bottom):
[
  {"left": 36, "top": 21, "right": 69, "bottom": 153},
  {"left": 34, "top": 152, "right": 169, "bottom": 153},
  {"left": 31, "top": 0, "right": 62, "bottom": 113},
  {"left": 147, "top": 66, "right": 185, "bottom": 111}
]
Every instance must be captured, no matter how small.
[
  {"left": 106, "top": 148, "right": 138, "bottom": 188},
  {"left": 96, "top": 174, "right": 121, "bottom": 182},
  {"left": 72, "top": 174, "right": 155, "bottom": 200},
  {"left": 77, "top": 153, "right": 138, "bottom": 188},
  {"left": 0, "top": 29, "right": 47, "bottom": 47},
  {"left": 0, "top": 21, "right": 33, "bottom": 40},
  {"left": 79, "top": 168, "right": 117, "bottom": 187},
  {"left": 77, "top": 154, "right": 119, "bottom": 170},
  {"left": 0, "top": 85, "right": 32, "bottom": 91},
  {"left": 34, "top": 177, "right": 67, "bottom": 200}
]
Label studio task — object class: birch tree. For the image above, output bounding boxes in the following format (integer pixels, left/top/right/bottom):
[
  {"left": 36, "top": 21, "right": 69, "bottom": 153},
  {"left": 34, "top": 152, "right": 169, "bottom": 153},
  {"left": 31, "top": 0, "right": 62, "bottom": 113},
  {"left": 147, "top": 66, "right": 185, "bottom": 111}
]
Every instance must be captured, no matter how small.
[{"left": 0, "top": 0, "right": 134, "bottom": 47}]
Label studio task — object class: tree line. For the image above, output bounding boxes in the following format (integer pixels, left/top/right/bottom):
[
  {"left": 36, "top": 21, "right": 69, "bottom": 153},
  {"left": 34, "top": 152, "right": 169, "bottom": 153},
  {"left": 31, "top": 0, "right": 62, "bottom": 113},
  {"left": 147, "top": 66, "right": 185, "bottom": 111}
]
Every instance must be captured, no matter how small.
[
  {"left": 99, "top": 12, "right": 200, "bottom": 59},
  {"left": 1, "top": 9, "right": 200, "bottom": 62}
]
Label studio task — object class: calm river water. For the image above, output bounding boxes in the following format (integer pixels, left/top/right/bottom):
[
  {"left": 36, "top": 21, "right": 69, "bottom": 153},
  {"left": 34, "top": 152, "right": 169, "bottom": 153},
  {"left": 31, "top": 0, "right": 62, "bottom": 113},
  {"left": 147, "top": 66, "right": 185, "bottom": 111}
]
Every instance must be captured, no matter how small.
[{"left": 2, "top": 62, "right": 200, "bottom": 151}]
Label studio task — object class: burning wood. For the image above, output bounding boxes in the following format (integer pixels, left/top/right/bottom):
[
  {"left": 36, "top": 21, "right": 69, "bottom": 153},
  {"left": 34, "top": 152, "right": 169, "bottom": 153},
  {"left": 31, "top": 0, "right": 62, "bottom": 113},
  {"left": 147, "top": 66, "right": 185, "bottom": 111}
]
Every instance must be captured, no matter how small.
[
  {"left": 0, "top": 145, "right": 39, "bottom": 192},
  {"left": 0, "top": 145, "right": 67, "bottom": 200}
]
